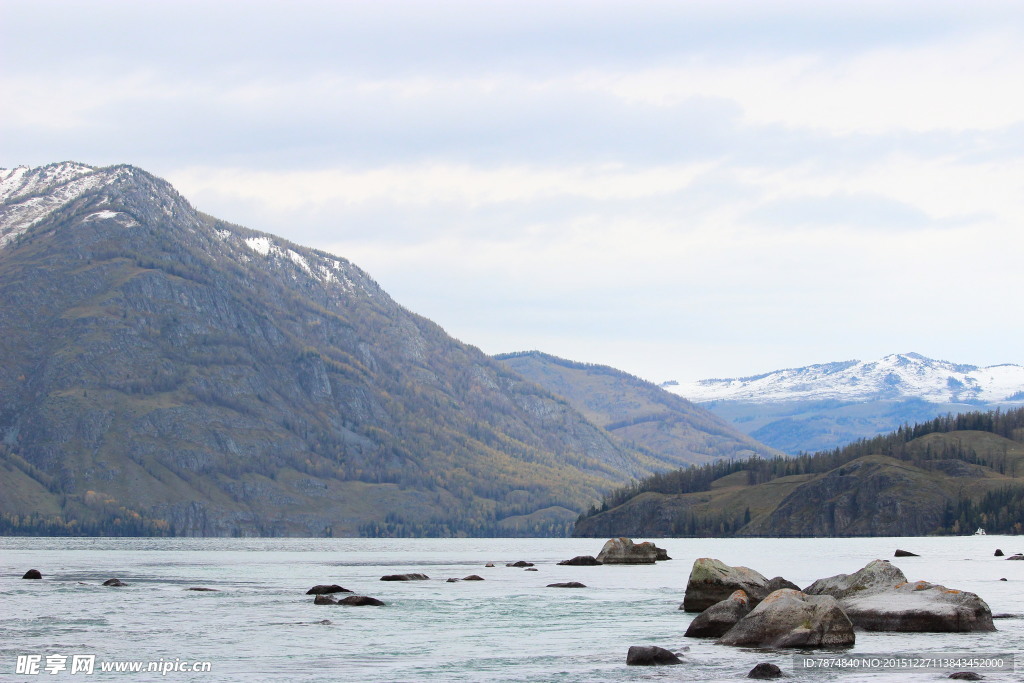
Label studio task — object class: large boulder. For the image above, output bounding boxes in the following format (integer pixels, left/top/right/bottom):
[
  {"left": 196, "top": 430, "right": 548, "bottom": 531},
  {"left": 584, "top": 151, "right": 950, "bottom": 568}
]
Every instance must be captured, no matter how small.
[
  {"left": 840, "top": 580, "right": 995, "bottom": 632},
  {"left": 805, "top": 560, "right": 994, "bottom": 632},
  {"left": 684, "top": 589, "right": 751, "bottom": 638},
  {"left": 596, "top": 538, "right": 667, "bottom": 564},
  {"left": 717, "top": 589, "right": 855, "bottom": 648},
  {"left": 681, "top": 558, "right": 771, "bottom": 612},
  {"left": 625, "top": 645, "right": 683, "bottom": 666},
  {"left": 803, "top": 559, "right": 907, "bottom": 600}
]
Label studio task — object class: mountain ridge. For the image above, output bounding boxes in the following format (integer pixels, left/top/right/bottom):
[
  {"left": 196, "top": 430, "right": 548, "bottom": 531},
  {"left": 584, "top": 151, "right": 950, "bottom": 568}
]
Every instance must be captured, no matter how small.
[{"left": 0, "top": 161, "right": 684, "bottom": 537}]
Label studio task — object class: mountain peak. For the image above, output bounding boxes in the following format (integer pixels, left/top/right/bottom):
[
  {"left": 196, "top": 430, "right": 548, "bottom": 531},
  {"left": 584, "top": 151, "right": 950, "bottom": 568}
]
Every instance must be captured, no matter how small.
[{"left": 666, "top": 353, "right": 1024, "bottom": 405}]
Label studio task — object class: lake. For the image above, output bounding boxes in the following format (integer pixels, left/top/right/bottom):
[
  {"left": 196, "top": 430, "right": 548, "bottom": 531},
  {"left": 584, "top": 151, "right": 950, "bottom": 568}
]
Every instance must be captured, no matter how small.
[{"left": 2, "top": 535, "right": 1021, "bottom": 681}]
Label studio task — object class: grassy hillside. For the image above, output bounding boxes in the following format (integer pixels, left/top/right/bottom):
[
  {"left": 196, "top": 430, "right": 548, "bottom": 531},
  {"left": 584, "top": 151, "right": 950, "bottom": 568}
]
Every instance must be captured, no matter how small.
[{"left": 574, "top": 407, "right": 1024, "bottom": 537}]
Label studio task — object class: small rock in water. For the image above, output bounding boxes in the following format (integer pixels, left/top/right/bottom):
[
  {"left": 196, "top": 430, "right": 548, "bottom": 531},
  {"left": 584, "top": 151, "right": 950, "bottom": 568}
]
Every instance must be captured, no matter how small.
[
  {"left": 186, "top": 587, "right": 218, "bottom": 591},
  {"left": 338, "top": 595, "right": 385, "bottom": 606},
  {"left": 102, "top": 578, "right": 127, "bottom": 587},
  {"left": 380, "top": 573, "right": 429, "bottom": 581},
  {"left": 446, "top": 578, "right": 460, "bottom": 583},
  {"left": 306, "top": 584, "right": 353, "bottom": 595},
  {"left": 558, "top": 555, "right": 602, "bottom": 566},
  {"left": 894, "top": 549, "right": 919, "bottom": 557},
  {"left": 524, "top": 567, "right": 538, "bottom": 572},
  {"left": 994, "top": 549, "right": 1004, "bottom": 557},
  {"left": 317, "top": 619, "right": 332, "bottom": 625},
  {"left": 1006, "top": 554, "right": 1024, "bottom": 561},
  {"left": 462, "top": 575, "right": 484, "bottom": 581},
  {"left": 747, "top": 662, "right": 783, "bottom": 679},
  {"left": 547, "top": 582, "right": 587, "bottom": 588},
  {"left": 948, "top": 672, "right": 984, "bottom": 680},
  {"left": 22, "top": 569, "right": 42, "bottom": 580},
  {"left": 485, "top": 563, "right": 495, "bottom": 568},
  {"left": 314, "top": 594, "right": 338, "bottom": 605},
  {"left": 999, "top": 578, "right": 1008, "bottom": 582},
  {"left": 506, "top": 561, "right": 534, "bottom": 567},
  {"left": 625, "top": 645, "right": 682, "bottom": 666}
]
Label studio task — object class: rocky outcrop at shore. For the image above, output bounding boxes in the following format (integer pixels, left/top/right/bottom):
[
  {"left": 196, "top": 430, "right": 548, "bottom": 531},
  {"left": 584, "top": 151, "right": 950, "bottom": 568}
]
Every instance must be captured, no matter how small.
[{"left": 716, "top": 589, "right": 855, "bottom": 648}]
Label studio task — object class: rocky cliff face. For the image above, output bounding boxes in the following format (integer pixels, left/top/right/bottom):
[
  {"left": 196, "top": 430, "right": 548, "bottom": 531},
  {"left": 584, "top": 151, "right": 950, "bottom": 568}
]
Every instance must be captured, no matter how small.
[{"left": 0, "top": 162, "right": 658, "bottom": 537}]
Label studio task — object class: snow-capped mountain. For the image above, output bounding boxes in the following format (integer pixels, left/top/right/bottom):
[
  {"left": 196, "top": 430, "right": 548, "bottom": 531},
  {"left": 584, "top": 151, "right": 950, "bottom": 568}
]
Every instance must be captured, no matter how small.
[{"left": 664, "top": 353, "right": 1024, "bottom": 405}]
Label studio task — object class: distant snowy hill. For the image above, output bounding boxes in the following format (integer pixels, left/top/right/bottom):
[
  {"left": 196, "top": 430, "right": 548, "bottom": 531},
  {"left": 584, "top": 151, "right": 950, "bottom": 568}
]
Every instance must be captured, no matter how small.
[
  {"left": 664, "top": 353, "right": 1024, "bottom": 405},
  {"left": 661, "top": 353, "right": 1024, "bottom": 454}
]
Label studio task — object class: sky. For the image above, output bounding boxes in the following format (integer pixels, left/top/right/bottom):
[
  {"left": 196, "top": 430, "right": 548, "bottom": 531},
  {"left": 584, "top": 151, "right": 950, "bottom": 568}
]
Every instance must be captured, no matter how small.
[{"left": 2, "top": 0, "right": 1023, "bottom": 383}]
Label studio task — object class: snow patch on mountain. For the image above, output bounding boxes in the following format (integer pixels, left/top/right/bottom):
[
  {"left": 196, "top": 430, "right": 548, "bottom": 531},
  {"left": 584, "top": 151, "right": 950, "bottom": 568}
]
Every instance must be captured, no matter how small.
[{"left": 665, "top": 353, "right": 1024, "bottom": 405}]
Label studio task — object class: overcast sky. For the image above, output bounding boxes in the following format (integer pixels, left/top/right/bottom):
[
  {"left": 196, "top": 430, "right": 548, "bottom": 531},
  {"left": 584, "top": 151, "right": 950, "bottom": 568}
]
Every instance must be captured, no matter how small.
[{"left": 3, "top": 0, "right": 1022, "bottom": 383}]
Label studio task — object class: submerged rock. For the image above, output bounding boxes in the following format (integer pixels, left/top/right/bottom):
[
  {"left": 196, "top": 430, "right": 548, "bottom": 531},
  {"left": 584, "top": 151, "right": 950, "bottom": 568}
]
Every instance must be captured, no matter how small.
[
  {"left": 338, "top": 595, "right": 385, "bottom": 606},
  {"left": 102, "top": 578, "right": 127, "bottom": 587},
  {"left": 22, "top": 569, "right": 42, "bottom": 580},
  {"left": 306, "top": 584, "right": 353, "bottom": 595},
  {"left": 380, "top": 573, "right": 429, "bottom": 581},
  {"left": 717, "top": 589, "right": 855, "bottom": 648},
  {"left": 684, "top": 590, "right": 751, "bottom": 638},
  {"left": 596, "top": 537, "right": 665, "bottom": 564},
  {"left": 558, "top": 555, "right": 602, "bottom": 566},
  {"left": 314, "top": 594, "right": 338, "bottom": 605},
  {"left": 524, "top": 567, "right": 538, "bottom": 572},
  {"left": 747, "top": 662, "right": 784, "bottom": 679},
  {"left": 186, "top": 587, "right": 218, "bottom": 591},
  {"left": 994, "top": 549, "right": 1004, "bottom": 557},
  {"left": 894, "top": 549, "right": 919, "bottom": 557},
  {"left": 506, "top": 561, "right": 534, "bottom": 567},
  {"left": 948, "top": 673, "right": 983, "bottom": 680},
  {"left": 681, "top": 558, "right": 771, "bottom": 612},
  {"left": 625, "top": 645, "right": 683, "bottom": 666},
  {"left": 1006, "top": 554, "right": 1024, "bottom": 561},
  {"left": 462, "top": 575, "right": 484, "bottom": 581},
  {"left": 446, "top": 578, "right": 460, "bottom": 583},
  {"left": 547, "top": 582, "right": 587, "bottom": 588}
]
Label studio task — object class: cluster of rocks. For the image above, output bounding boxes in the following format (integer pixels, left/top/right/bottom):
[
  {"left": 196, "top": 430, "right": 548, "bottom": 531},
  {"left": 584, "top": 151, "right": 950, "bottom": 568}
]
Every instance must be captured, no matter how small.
[{"left": 679, "top": 557, "right": 995, "bottom": 650}]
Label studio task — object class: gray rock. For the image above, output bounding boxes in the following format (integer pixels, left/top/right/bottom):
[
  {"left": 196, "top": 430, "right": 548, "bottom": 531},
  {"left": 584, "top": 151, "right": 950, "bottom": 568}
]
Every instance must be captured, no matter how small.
[
  {"left": 446, "top": 578, "right": 460, "bottom": 583},
  {"left": 948, "top": 673, "right": 983, "bottom": 680},
  {"left": 380, "top": 573, "right": 429, "bottom": 581},
  {"left": 186, "top": 587, "right": 218, "bottom": 591},
  {"left": 840, "top": 580, "right": 995, "bottom": 632},
  {"left": 338, "top": 595, "right": 385, "bottom": 606},
  {"left": 102, "top": 578, "right": 127, "bottom": 586},
  {"left": 766, "top": 576, "right": 800, "bottom": 592},
  {"left": 462, "top": 575, "right": 484, "bottom": 581},
  {"left": 681, "top": 558, "right": 772, "bottom": 612},
  {"left": 314, "top": 594, "right": 338, "bottom": 605},
  {"left": 305, "top": 584, "right": 352, "bottom": 595},
  {"left": 803, "top": 559, "right": 907, "bottom": 600},
  {"left": 748, "top": 662, "right": 783, "bottom": 679},
  {"left": 506, "top": 561, "right": 534, "bottom": 567},
  {"left": 547, "top": 582, "right": 587, "bottom": 588},
  {"left": 717, "top": 589, "right": 855, "bottom": 648},
  {"left": 596, "top": 537, "right": 666, "bottom": 564},
  {"left": 625, "top": 645, "right": 683, "bottom": 666},
  {"left": 684, "top": 589, "right": 751, "bottom": 638},
  {"left": 524, "top": 567, "right": 538, "bottom": 572},
  {"left": 557, "top": 555, "right": 602, "bottom": 566},
  {"left": 1006, "top": 554, "right": 1024, "bottom": 561},
  {"left": 22, "top": 569, "right": 42, "bottom": 580}
]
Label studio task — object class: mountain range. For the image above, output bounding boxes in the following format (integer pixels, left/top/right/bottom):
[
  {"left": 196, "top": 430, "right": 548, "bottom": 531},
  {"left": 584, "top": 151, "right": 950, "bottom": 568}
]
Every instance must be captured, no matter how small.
[
  {"left": 662, "top": 353, "right": 1024, "bottom": 454},
  {"left": 0, "top": 161, "right": 766, "bottom": 537}
]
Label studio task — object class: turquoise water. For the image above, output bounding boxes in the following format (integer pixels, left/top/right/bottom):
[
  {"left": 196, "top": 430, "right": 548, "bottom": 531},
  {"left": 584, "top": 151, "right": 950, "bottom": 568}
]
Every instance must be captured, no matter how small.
[{"left": 2, "top": 536, "right": 1021, "bottom": 681}]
